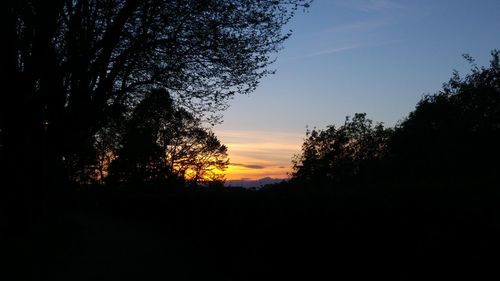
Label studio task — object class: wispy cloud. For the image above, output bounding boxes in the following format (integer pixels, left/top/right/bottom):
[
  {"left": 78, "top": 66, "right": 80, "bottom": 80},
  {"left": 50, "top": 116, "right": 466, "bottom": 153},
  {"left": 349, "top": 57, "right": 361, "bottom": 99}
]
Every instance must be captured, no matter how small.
[
  {"left": 326, "top": 19, "right": 390, "bottom": 34},
  {"left": 214, "top": 129, "right": 303, "bottom": 180},
  {"left": 231, "top": 163, "right": 266, "bottom": 170},
  {"left": 304, "top": 45, "right": 360, "bottom": 58},
  {"left": 286, "top": 45, "right": 360, "bottom": 61},
  {"left": 303, "top": 6, "right": 401, "bottom": 60}
]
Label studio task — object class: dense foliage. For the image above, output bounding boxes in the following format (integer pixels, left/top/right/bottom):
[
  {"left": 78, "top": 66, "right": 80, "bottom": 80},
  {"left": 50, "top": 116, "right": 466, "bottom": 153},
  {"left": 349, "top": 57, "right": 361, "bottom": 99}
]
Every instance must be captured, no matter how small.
[
  {"left": 292, "top": 113, "right": 392, "bottom": 185},
  {"left": 1, "top": 0, "right": 310, "bottom": 205},
  {"left": 4, "top": 19, "right": 500, "bottom": 280},
  {"left": 292, "top": 50, "right": 500, "bottom": 186},
  {"left": 106, "top": 89, "right": 228, "bottom": 186}
]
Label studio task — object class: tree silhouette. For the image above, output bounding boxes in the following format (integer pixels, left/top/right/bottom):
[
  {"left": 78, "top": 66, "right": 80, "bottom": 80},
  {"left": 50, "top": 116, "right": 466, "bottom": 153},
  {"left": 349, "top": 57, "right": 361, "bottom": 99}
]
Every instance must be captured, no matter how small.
[
  {"left": 106, "top": 89, "right": 228, "bottom": 186},
  {"left": 165, "top": 124, "right": 228, "bottom": 186},
  {"left": 391, "top": 50, "right": 500, "bottom": 184},
  {"left": 292, "top": 51, "right": 500, "bottom": 187},
  {"left": 292, "top": 113, "right": 391, "bottom": 185},
  {"left": 1, "top": 0, "right": 310, "bottom": 210}
]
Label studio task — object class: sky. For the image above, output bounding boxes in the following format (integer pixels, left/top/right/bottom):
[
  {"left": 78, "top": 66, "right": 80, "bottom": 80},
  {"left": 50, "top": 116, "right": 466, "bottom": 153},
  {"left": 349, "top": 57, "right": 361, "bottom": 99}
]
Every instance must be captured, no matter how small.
[{"left": 213, "top": 0, "right": 500, "bottom": 181}]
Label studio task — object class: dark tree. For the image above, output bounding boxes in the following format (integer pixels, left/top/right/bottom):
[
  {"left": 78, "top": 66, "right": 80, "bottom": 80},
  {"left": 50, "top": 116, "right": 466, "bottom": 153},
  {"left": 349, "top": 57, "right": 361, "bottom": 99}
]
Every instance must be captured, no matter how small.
[
  {"left": 291, "top": 51, "right": 500, "bottom": 187},
  {"left": 1, "top": 0, "right": 310, "bottom": 211},
  {"left": 292, "top": 113, "right": 391, "bottom": 185},
  {"left": 164, "top": 123, "right": 228, "bottom": 186},
  {"left": 391, "top": 50, "right": 500, "bottom": 184},
  {"left": 106, "top": 89, "right": 228, "bottom": 186},
  {"left": 107, "top": 89, "right": 176, "bottom": 185}
]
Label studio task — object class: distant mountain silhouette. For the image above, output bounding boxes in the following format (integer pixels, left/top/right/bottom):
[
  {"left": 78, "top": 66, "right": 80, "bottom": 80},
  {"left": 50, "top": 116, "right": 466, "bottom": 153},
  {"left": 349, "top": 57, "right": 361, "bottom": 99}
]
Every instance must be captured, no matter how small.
[{"left": 225, "top": 177, "right": 286, "bottom": 188}]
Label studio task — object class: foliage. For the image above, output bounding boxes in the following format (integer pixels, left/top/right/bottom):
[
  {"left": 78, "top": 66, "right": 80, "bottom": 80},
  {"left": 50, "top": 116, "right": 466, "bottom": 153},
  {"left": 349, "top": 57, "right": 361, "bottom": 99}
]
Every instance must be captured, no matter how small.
[
  {"left": 292, "top": 113, "right": 391, "bottom": 184},
  {"left": 391, "top": 50, "right": 500, "bottom": 183},
  {"left": 106, "top": 89, "right": 228, "bottom": 186},
  {"left": 1, "top": 0, "right": 310, "bottom": 194},
  {"left": 292, "top": 50, "right": 500, "bottom": 186},
  {"left": 167, "top": 127, "right": 228, "bottom": 186}
]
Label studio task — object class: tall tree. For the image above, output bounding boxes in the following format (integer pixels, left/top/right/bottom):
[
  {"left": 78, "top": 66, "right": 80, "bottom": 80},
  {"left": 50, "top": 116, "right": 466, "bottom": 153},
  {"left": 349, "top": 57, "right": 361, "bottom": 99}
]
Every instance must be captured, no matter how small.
[
  {"left": 106, "top": 89, "right": 228, "bottom": 186},
  {"left": 391, "top": 50, "right": 500, "bottom": 183},
  {"left": 1, "top": 0, "right": 310, "bottom": 210},
  {"left": 168, "top": 128, "right": 228, "bottom": 186}
]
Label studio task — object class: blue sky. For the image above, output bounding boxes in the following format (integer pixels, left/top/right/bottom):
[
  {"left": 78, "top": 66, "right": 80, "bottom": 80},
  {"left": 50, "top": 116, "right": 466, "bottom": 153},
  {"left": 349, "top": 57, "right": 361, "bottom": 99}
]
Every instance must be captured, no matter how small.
[{"left": 215, "top": 0, "right": 500, "bottom": 180}]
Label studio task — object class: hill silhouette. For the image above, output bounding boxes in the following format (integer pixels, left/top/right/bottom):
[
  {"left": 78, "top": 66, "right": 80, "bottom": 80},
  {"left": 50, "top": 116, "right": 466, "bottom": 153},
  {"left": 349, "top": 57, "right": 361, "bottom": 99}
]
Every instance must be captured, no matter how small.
[{"left": 225, "top": 177, "right": 286, "bottom": 188}]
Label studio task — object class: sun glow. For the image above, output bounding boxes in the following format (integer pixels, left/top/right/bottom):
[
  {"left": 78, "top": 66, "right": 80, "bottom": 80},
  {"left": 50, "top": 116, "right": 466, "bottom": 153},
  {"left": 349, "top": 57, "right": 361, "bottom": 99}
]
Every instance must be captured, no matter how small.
[
  {"left": 214, "top": 130, "right": 303, "bottom": 180},
  {"left": 86, "top": 130, "right": 303, "bottom": 183},
  {"left": 182, "top": 165, "right": 226, "bottom": 182},
  {"left": 224, "top": 162, "right": 289, "bottom": 180}
]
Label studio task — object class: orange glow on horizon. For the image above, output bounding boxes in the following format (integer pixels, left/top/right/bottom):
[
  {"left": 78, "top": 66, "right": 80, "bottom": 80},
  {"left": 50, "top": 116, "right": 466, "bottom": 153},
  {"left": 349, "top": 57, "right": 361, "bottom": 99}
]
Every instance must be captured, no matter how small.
[
  {"left": 214, "top": 129, "right": 303, "bottom": 181},
  {"left": 224, "top": 162, "right": 290, "bottom": 180}
]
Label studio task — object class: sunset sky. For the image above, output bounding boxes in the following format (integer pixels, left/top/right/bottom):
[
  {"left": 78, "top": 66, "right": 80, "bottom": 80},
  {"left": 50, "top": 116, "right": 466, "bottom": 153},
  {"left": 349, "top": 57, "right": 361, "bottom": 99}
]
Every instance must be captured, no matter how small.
[{"left": 214, "top": 0, "right": 500, "bottom": 180}]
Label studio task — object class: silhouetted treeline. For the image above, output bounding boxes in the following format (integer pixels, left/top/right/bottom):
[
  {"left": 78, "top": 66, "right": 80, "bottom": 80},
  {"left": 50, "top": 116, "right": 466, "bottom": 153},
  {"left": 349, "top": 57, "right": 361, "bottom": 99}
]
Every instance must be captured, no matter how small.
[
  {"left": 2, "top": 1, "right": 312, "bottom": 279},
  {"left": 291, "top": 112, "right": 392, "bottom": 185},
  {"left": 390, "top": 52, "right": 500, "bottom": 184},
  {"left": 8, "top": 51, "right": 500, "bottom": 281},
  {"left": 291, "top": 50, "right": 500, "bottom": 188},
  {"left": 65, "top": 88, "right": 228, "bottom": 187},
  {"left": 3, "top": 4, "right": 499, "bottom": 276},
  {"left": 1, "top": 0, "right": 311, "bottom": 231}
]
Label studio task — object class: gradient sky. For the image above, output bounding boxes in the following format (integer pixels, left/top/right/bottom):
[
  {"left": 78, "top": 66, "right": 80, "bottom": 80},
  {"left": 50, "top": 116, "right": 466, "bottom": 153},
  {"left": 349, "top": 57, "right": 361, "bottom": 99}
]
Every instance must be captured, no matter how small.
[{"left": 214, "top": 0, "right": 500, "bottom": 180}]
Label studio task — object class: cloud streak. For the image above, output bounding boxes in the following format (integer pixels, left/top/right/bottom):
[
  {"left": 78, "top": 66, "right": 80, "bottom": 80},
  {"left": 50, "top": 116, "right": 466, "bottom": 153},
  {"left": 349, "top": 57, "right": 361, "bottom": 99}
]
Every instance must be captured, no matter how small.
[
  {"left": 215, "top": 129, "right": 303, "bottom": 180},
  {"left": 231, "top": 163, "right": 266, "bottom": 170},
  {"left": 286, "top": 45, "right": 360, "bottom": 61},
  {"left": 326, "top": 19, "right": 390, "bottom": 34}
]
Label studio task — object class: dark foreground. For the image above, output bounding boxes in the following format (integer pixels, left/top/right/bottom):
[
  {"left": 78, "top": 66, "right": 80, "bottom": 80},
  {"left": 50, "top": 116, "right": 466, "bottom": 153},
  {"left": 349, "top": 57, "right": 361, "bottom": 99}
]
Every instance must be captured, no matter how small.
[{"left": 5, "top": 183, "right": 500, "bottom": 280}]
